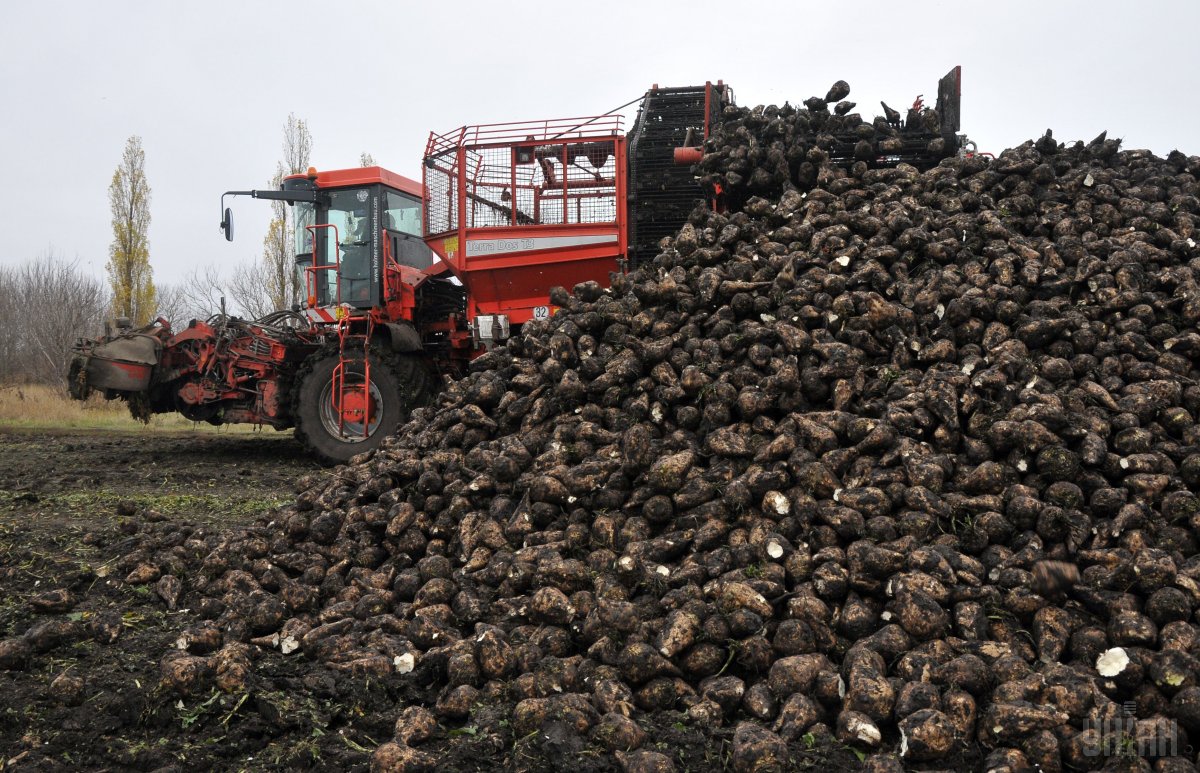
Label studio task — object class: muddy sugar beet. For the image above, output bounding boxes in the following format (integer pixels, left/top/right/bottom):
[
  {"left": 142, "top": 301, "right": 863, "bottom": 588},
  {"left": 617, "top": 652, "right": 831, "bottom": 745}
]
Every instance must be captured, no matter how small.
[{"left": 138, "top": 86, "right": 1200, "bottom": 770}]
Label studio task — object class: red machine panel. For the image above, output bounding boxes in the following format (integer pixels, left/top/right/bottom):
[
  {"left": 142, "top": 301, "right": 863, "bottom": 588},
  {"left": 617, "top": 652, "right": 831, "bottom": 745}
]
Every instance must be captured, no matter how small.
[{"left": 423, "top": 116, "right": 627, "bottom": 325}]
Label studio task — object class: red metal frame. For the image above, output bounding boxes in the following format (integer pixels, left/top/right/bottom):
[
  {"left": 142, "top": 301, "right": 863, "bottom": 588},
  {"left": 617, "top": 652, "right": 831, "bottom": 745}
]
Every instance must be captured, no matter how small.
[
  {"left": 332, "top": 314, "right": 374, "bottom": 440},
  {"left": 295, "top": 220, "right": 378, "bottom": 440},
  {"left": 425, "top": 116, "right": 624, "bottom": 159},
  {"left": 423, "top": 115, "right": 628, "bottom": 327},
  {"left": 303, "top": 223, "right": 341, "bottom": 308},
  {"left": 150, "top": 318, "right": 320, "bottom": 428}
]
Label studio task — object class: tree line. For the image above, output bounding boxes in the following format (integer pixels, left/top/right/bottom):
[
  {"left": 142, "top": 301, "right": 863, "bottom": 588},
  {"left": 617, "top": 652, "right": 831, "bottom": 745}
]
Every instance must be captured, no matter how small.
[{"left": 1, "top": 116, "right": 376, "bottom": 388}]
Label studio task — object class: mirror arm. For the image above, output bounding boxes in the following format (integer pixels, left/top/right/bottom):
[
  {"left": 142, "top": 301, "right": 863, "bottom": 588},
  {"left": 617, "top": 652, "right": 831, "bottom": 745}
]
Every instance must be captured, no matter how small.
[
  {"left": 220, "top": 188, "right": 318, "bottom": 218},
  {"left": 219, "top": 189, "right": 326, "bottom": 241},
  {"left": 219, "top": 191, "right": 251, "bottom": 238},
  {"left": 243, "top": 189, "right": 322, "bottom": 203}
]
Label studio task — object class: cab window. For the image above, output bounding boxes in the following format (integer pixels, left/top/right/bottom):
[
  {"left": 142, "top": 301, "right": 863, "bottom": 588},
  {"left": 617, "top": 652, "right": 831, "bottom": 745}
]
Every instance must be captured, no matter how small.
[{"left": 385, "top": 191, "right": 422, "bottom": 236}]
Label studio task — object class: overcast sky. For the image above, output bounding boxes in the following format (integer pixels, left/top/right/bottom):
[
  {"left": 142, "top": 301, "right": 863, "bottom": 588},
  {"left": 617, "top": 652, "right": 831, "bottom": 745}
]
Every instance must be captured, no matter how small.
[{"left": 2, "top": 0, "right": 1197, "bottom": 296}]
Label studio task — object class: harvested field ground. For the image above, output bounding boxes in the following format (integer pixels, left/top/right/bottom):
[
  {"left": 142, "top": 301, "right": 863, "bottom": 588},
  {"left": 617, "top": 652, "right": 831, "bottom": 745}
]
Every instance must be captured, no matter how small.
[
  {"left": 0, "top": 430, "right": 867, "bottom": 772},
  {"left": 0, "top": 429, "right": 324, "bottom": 771}
]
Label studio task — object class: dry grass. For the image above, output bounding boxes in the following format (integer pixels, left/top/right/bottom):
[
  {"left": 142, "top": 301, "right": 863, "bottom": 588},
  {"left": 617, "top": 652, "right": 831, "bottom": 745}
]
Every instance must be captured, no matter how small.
[{"left": 0, "top": 384, "right": 258, "bottom": 433}]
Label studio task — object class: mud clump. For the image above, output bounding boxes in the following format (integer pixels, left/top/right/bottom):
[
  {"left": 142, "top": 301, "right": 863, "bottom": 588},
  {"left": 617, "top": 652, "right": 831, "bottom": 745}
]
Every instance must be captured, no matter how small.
[{"left": 86, "top": 82, "right": 1200, "bottom": 769}]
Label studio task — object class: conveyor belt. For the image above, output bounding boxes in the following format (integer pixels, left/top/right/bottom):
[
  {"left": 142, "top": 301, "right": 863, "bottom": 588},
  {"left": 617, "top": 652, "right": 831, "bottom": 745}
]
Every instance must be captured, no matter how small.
[{"left": 626, "top": 84, "right": 728, "bottom": 266}]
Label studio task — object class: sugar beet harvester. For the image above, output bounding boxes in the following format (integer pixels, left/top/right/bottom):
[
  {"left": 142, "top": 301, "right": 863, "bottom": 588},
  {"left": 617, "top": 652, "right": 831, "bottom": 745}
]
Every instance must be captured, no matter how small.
[{"left": 69, "top": 71, "right": 965, "bottom": 465}]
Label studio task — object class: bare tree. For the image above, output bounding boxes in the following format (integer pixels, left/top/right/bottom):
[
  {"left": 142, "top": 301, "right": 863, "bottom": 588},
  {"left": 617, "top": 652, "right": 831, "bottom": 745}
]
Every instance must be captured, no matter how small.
[
  {"left": 0, "top": 251, "right": 109, "bottom": 386},
  {"left": 174, "top": 261, "right": 277, "bottom": 321},
  {"left": 155, "top": 282, "right": 202, "bottom": 327},
  {"left": 0, "top": 265, "right": 19, "bottom": 383},
  {"left": 177, "top": 265, "right": 230, "bottom": 319},
  {"left": 229, "top": 259, "right": 277, "bottom": 320},
  {"left": 262, "top": 114, "right": 312, "bottom": 313},
  {"left": 359, "top": 152, "right": 375, "bottom": 167}
]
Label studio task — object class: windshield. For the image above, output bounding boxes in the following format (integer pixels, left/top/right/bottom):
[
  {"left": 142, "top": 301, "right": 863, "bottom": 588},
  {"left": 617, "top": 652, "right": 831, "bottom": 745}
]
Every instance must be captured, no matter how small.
[
  {"left": 294, "top": 187, "right": 380, "bottom": 309},
  {"left": 326, "top": 189, "right": 372, "bottom": 256}
]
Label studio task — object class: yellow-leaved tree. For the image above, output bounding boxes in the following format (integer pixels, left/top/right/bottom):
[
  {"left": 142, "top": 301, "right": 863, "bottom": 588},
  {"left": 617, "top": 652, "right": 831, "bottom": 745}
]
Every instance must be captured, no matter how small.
[
  {"left": 107, "top": 136, "right": 155, "bottom": 324},
  {"left": 262, "top": 113, "right": 312, "bottom": 312}
]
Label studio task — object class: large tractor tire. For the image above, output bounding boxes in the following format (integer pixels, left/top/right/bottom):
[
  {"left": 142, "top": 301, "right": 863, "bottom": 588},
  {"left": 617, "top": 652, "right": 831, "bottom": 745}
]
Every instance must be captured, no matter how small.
[{"left": 292, "top": 347, "right": 431, "bottom": 466}]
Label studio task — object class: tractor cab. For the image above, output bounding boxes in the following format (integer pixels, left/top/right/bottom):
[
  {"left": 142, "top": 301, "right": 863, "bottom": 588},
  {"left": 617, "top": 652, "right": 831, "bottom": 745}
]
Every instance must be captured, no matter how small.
[
  {"left": 219, "top": 166, "right": 435, "bottom": 316},
  {"left": 282, "top": 167, "right": 433, "bottom": 311}
]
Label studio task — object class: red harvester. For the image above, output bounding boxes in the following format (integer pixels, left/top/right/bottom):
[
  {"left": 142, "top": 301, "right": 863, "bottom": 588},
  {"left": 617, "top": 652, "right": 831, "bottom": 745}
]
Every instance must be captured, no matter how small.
[{"left": 70, "top": 71, "right": 963, "bottom": 464}]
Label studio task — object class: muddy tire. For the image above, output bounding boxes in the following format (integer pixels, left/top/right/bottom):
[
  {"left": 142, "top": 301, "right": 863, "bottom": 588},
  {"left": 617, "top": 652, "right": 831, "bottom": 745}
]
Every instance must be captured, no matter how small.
[
  {"left": 392, "top": 353, "right": 435, "bottom": 404},
  {"left": 293, "top": 347, "right": 430, "bottom": 466}
]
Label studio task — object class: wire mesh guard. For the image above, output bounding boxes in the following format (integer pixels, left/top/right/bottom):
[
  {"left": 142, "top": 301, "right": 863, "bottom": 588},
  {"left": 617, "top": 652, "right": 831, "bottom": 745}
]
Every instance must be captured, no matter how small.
[{"left": 424, "top": 116, "right": 623, "bottom": 238}]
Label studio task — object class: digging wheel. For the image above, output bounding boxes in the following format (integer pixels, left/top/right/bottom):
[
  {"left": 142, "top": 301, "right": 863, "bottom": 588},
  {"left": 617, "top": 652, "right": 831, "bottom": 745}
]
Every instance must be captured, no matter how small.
[{"left": 293, "top": 346, "right": 433, "bottom": 465}]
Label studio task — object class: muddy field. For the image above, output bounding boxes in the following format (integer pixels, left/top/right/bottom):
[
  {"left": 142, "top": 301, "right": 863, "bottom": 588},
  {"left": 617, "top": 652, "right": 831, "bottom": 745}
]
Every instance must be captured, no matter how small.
[
  {"left": 0, "top": 429, "right": 856, "bottom": 772},
  {"left": 0, "top": 429, "right": 333, "bottom": 771}
]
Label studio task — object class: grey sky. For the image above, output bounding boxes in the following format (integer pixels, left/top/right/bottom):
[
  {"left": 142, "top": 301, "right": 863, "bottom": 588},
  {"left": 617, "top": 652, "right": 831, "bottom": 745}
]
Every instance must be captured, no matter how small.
[{"left": 2, "top": 0, "right": 1197, "bottom": 295}]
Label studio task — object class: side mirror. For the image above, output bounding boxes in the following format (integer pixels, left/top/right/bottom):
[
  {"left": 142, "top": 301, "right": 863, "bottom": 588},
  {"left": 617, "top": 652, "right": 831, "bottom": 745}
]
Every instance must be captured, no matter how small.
[{"left": 220, "top": 208, "right": 234, "bottom": 242}]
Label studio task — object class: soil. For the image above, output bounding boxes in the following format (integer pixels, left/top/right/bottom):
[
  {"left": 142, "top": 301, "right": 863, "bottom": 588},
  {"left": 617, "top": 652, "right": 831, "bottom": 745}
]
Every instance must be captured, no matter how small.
[{"left": 0, "top": 429, "right": 871, "bottom": 772}]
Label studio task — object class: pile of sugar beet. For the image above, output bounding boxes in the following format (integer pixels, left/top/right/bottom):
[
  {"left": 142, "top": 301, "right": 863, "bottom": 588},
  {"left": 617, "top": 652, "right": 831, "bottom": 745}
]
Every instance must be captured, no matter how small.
[{"left": 43, "top": 86, "right": 1200, "bottom": 771}]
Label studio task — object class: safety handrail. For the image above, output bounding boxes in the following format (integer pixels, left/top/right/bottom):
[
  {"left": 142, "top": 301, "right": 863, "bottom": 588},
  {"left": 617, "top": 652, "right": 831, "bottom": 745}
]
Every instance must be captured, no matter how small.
[
  {"left": 303, "top": 223, "right": 341, "bottom": 308},
  {"left": 425, "top": 115, "right": 624, "bottom": 157}
]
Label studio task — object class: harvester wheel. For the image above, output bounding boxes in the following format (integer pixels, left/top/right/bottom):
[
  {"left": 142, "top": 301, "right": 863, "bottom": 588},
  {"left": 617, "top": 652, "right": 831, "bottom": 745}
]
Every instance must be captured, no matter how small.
[
  {"left": 293, "top": 347, "right": 429, "bottom": 466},
  {"left": 392, "top": 353, "right": 435, "bottom": 404}
]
